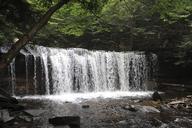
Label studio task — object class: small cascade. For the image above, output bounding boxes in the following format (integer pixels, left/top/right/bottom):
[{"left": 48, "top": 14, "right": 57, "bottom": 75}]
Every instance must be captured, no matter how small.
[
  {"left": 9, "top": 58, "right": 16, "bottom": 96},
  {"left": 33, "top": 56, "right": 37, "bottom": 94},
  {"left": 11, "top": 45, "right": 157, "bottom": 96},
  {"left": 25, "top": 55, "right": 29, "bottom": 94},
  {"left": 20, "top": 49, "right": 30, "bottom": 94}
]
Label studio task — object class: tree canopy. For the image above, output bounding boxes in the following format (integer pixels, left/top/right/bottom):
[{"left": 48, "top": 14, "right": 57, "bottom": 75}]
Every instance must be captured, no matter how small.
[{"left": 0, "top": 0, "right": 192, "bottom": 68}]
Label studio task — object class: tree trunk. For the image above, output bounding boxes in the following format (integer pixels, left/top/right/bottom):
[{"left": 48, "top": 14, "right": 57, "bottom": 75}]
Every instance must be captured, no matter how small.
[{"left": 0, "top": 0, "right": 70, "bottom": 70}]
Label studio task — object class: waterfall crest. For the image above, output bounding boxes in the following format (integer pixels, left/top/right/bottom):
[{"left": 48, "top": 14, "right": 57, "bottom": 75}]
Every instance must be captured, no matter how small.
[{"left": 10, "top": 45, "right": 157, "bottom": 95}]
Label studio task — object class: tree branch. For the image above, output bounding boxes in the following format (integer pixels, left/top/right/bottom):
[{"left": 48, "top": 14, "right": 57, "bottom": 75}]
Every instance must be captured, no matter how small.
[{"left": 0, "top": 0, "right": 70, "bottom": 69}]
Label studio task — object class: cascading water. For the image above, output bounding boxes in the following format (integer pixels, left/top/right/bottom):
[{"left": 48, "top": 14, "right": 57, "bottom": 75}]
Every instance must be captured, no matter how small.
[
  {"left": 10, "top": 45, "right": 158, "bottom": 101},
  {"left": 9, "top": 58, "right": 16, "bottom": 96}
]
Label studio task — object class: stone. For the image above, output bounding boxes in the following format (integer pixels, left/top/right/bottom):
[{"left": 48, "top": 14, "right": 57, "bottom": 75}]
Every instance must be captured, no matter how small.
[
  {"left": 0, "top": 102, "right": 24, "bottom": 111},
  {"left": 152, "top": 91, "right": 162, "bottom": 101},
  {"left": 82, "top": 105, "right": 89, "bottom": 108},
  {"left": 122, "top": 105, "right": 137, "bottom": 112},
  {"left": 160, "top": 105, "right": 172, "bottom": 112},
  {"left": 159, "top": 123, "right": 169, "bottom": 128},
  {"left": 18, "top": 116, "right": 33, "bottom": 122},
  {"left": 186, "top": 105, "right": 192, "bottom": 109},
  {"left": 186, "top": 95, "right": 192, "bottom": 98},
  {"left": 49, "top": 116, "right": 80, "bottom": 128},
  {"left": 117, "top": 120, "right": 127, "bottom": 125},
  {"left": 0, "top": 88, "right": 18, "bottom": 104},
  {"left": 24, "top": 109, "right": 46, "bottom": 117},
  {"left": 138, "top": 106, "right": 160, "bottom": 113},
  {"left": 133, "top": 100, "right": 142, "bottom": 103},
  {"left": 54, "top": 126, "right": 70, "bottom": 128},
  {"left": 0, "top": 109, "right": 14, "bottom": 122}
]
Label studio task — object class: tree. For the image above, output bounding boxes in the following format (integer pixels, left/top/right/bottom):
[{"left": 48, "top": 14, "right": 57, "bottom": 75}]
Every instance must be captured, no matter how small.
[{"left": 0, "top": 0, "right": 71, "bottom": 69}]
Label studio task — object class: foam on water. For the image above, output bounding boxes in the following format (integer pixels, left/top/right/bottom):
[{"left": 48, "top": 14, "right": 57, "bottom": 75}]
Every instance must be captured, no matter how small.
[{"left": 16, "top": 91, "right": 153, "bottom": 103}]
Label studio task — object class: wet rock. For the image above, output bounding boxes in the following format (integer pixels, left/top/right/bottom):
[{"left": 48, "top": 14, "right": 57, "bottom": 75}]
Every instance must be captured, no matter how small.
[
  {"left": 54, "top": 126, "right": 70, "bottom": 128},
  {"left": 0, "top": 88, "right": 18, "bottom": 104},
  {"left": 0, "top": 102, "right": 24, "bottom": 111},
  {"left": 186, "top": 104, "right": 192, "bottom": 109},
  {"left": 159, "top": 123, "right": 169, "bottom": 128},
  {"left": 151, "top": 118, "right": 163, "bottom": 126},
  {"left": 138, "top": 106, "right": 160, "bottom": 113},
  {"left": 160, "top": 105, "right": 172, "bottom": 112},
  {"left": 117, "top": 120, "right": 127, "bottom": 125},
  {"left": 0, "top": 109, "right": 14, "bottom": 122},
  {"left": 82, "top": 105, "right": 89, "bottom": 109},
  {"left": 49, "top": 116, "right": 80, "bottom": 128},
  {"left": 174, "top": 117, "right": 192, "bottom": 123},
  {"left": 24, "top": 109, "right": 46, "bottom": 117},
  {"left": 152, "top": 91, "right": 162, "bottom": 101},
  {"left": 168, "top": 100, "right": 185, "bottom": 105},
  {"left": 133, "top": 99, "right": 142, "bottom": 103},
  {"left": 186, "top": 95, "right": 192, "bottom": 98},
  {"left": 122, "top": 105, "right": 137, "bottom": 112},
  {"left": 174, "top": 117, "right": 192, "bottom": 127},
  {"left": 168, "top": 100, "right": 186, "bottom": 109},
  {"left": 18, "top": 115, "right": 33, "bottom": 122}
]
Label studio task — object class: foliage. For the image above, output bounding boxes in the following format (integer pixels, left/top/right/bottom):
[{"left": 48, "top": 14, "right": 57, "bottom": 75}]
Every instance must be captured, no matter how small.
[
  {"left": 1, "top": 0, "right": 192, "bottom": 67},
  {"left": 152, "top": 0, "right": 192, "bottom": 24}
]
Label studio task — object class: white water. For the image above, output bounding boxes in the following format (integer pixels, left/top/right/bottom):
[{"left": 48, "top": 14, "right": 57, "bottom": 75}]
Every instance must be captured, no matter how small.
[
  {"left": 16, "top": 91, "right": 154, "bottom": 103},
  {"left": 10, "top": 45, "right": 157, "bottom": 100},
  {"left": 9, "top": 58, "right": 16, "bottom": 96}
]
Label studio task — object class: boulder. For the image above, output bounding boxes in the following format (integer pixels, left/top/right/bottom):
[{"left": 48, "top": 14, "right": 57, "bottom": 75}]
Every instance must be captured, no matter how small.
[
  {"left": 82, "top": 105, "right": 89, "bottom": 109},
  {"left": 122, "top": 105, "right": 137, "bottom": 112},
  {"left": 160, "top": 105, "right": 173, "bottom": 113},
  {"left": 49, "top": 116, "right": 80, "bottom": 128},
  {"left": 152, "top": 91, "right": 162, "bottom": 101}
]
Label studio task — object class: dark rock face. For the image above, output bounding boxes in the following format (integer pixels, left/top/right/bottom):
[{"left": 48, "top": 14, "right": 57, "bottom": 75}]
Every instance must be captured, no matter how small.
[
  {"left": 82, "top": 104, "right": 90, "bottom": 109},
  {"left": 0, "top": 87, "right": 24, "bottom": 111},
  {"left": 49, "top": 116, "right": 80, "bottom": 128}
]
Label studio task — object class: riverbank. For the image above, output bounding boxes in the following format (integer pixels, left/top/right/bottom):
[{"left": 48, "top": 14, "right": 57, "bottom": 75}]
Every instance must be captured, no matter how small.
[{"left": 1, "top": 90, "right": 192, "bottom": 128}]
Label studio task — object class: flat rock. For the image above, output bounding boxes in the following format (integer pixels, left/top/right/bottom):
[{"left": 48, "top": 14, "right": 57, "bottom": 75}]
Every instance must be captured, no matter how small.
[
  {"left": 138, "top": 106, "right": 160, "bottom": 113},
  {"left": 24, "top": 109, "right": 46, "bottom": 117}
]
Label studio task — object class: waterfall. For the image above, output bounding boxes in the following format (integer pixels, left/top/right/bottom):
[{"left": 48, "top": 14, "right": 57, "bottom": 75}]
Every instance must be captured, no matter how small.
[
  {"left": 9, "top": 58, "right": 16, "bottom": 96},
  {"left": 11, "top": 45, "right": 157, "bottom": 96}
]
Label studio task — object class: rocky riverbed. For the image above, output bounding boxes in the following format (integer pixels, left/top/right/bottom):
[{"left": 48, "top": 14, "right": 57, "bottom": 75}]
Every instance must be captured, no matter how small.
[{"left": 1, "top": 91, "right": 192, "bottom": 128}]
